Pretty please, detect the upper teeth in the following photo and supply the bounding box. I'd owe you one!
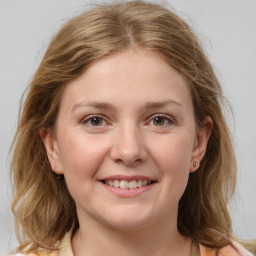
[105,180,150,189]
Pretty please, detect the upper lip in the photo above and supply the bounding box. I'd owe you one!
[100,175,157,182]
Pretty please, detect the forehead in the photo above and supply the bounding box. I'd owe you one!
[60,48,192,111]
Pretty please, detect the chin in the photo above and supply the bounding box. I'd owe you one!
[99,208,159,232]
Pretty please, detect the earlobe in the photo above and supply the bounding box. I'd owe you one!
[190,116,213,173]
[39,128,63,175]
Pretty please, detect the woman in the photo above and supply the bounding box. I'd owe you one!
[10,1,255,256]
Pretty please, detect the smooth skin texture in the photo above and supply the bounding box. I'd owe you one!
[41,48,212,256]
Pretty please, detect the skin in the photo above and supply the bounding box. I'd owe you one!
[41,48,212,256]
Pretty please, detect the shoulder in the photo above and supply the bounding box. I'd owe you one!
[7,254,25,256]
[8,253,57,256]
[198,240,256,256]
[236,239,256,256]
[7,232,72,256]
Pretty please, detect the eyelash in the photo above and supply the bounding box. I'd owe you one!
[81,114,107,127]
[80,114,174,127]
[148,114,174,127]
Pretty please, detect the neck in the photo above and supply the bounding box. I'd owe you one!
[72,214,191,256]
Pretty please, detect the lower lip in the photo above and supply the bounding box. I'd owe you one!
[101,182,155,198]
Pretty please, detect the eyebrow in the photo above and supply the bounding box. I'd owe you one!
[71,99,182,113]
[71,101,117,113]
[144,100,182,109]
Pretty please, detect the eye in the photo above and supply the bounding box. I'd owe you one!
[82,116,106,126]
[149,115,173,126]
[89,117,104,126]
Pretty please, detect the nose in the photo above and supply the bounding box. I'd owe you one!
[110,123,147,166]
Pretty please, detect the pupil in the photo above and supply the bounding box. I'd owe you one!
[92,117,102,125]
[154,117,164,125]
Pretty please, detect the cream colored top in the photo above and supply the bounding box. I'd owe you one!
[43,232,255,256]
[12,232,254,256]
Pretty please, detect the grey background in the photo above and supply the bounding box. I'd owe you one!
[0,0,255,255]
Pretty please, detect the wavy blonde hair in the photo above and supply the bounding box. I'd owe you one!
[11,1,236,253]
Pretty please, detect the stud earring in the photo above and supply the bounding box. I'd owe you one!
[193,162,199,168]
[54,173,64,181]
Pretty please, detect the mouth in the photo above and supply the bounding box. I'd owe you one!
[100,179,156,189]
[99,176,157,197]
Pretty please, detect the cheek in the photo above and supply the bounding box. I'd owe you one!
[150,132,194,173]
[149,131,195,199]
[58,132,107,182]
[57,134,109,205]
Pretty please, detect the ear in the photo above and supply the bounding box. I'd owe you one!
[190,116,213,173]
[39,128,63,175]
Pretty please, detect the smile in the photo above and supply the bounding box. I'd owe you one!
[102,179,154,189]
[99,175,157,197]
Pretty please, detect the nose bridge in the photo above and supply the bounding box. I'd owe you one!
[110,120,147,165]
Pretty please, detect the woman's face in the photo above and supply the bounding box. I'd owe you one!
[42,49,211,232]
